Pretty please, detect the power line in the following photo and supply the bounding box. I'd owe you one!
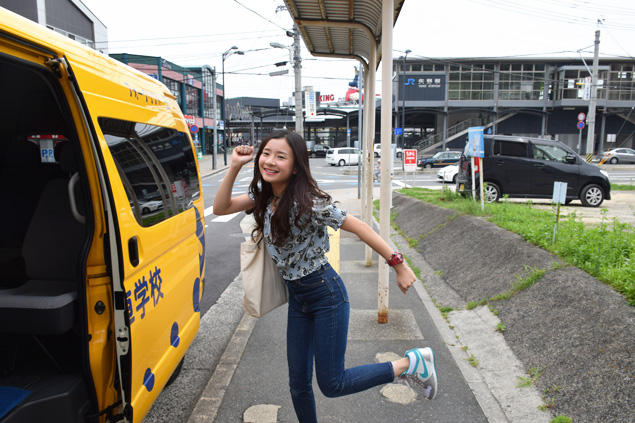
[233,0,289,31]
[467,0,635,30]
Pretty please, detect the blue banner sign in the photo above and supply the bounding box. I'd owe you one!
[467,126,484,158]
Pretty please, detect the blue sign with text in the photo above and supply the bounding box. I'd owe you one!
[467,127,484,158]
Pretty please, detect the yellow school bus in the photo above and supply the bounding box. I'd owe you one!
[0,8,204,423]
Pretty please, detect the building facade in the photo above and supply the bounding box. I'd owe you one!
[394,57,635,154]
[1,0,107,52]
[111,54,224,155]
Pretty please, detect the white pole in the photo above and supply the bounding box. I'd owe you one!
[212,67,218,170]
[378,0,394,324]
[471,157,476,201]
[293,24,304,137]
[364,44,377,267]
[479,157,485,210]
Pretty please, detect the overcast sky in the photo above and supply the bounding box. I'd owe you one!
[80,0,635,103]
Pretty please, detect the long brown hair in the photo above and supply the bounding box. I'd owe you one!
[248,130,330,246]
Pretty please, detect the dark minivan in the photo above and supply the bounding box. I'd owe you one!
[456,135,611,207]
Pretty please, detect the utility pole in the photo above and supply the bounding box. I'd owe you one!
[212,67,218,170]
[586,29,600,163]
[293,24,304,137]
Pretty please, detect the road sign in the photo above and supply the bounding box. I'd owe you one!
[190,125,199,134]
[552,181,568,204]
[404,149,417,172]
[577,113,586,121]
[467,126,484,158]
[394,127,403,135]
[577,121,585,130]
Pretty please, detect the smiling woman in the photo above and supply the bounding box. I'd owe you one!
[214,130,436,423]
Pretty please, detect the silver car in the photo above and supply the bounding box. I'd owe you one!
[601,148,635,164]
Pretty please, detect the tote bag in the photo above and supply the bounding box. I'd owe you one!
[240,237,288,318]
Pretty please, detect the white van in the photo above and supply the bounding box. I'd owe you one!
[325,147,362,166]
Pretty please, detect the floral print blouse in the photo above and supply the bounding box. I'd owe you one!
[254,194,347,280]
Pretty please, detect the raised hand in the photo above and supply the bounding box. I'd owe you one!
[232,145,254,167]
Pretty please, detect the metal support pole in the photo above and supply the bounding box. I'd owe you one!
[222,56,227,165]
[346,113,350,172]
[598,110,606,154]
[293,24,304,136]
[364,46,377,267]
[212,68,218,170]
[358,64,364,199]
[221,47,244,165]
[586,30,600,163]
[401,50,410,149]
[251,114,255,146]
[378,0,394,324]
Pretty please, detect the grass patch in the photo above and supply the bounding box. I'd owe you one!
[611,183,635,191]
[439,306,453,320]
[517,365,544,388]
[404,255,421,280]
[550,416,572,423]
[490,266,547,302]
[399,188,635,306]
[467,354,479,367]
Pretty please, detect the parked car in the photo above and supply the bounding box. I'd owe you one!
[600,148,635,164]
[326,147,361,166]
[139,200,164,214]
[418,151,462,168]
[373,143,403,158]
[456,135,611,207]
[436,164,459,183]
[308,144,330,158]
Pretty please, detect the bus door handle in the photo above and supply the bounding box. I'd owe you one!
[129,236,139,267]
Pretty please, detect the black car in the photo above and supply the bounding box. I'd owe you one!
[456,135,611,207]
[308,144,330,158]
[418,151,462,168]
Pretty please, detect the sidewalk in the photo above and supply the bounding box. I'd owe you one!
[186,188,549,423]
[198,154,231,178]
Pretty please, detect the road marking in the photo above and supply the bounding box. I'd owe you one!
[211,212,240,223]
[205,206,240,222]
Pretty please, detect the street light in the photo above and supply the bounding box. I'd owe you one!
[400,49,411,150]
[222,46,244,165]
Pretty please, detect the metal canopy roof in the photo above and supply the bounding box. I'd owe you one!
[282,0,405,68]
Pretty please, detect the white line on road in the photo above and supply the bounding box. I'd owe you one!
[211,212,240,223]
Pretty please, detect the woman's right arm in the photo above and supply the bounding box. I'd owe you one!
[213,145,256,215]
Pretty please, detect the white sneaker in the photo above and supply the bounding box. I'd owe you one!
[401,347,438,399]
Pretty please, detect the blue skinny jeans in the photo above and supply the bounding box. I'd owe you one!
[285,263,395,423]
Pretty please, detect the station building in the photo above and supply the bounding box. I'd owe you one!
[394,57,635,154]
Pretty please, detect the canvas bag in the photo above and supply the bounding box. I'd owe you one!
[240,237,288,318]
